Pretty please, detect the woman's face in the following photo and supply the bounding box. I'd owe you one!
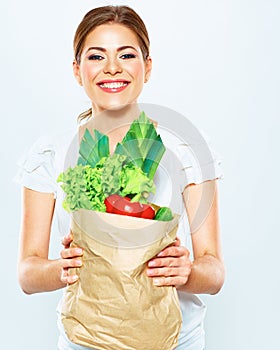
[74,23,152,114]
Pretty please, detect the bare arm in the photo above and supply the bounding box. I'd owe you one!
[146,180,225,295]
[18,188,83,294]
[178,180,225,294]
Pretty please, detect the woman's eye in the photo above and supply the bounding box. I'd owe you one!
[88,54,103,61]
[121,53,136,59]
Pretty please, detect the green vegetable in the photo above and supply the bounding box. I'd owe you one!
[78,128,109,167]
[101,154,127,197]
[84,159,107,212]
[57,163,106,213]
[57,152,156,211]
[115,111,166,179]
[120,163,155,203]
[154,207,173,221]
[57,111,169,212]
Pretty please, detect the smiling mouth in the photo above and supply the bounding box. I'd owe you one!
[97,81,130,92]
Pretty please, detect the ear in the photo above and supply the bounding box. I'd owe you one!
[144,56,152,83]
[73,60,83,86]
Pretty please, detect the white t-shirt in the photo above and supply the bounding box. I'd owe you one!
[15,124,223,350]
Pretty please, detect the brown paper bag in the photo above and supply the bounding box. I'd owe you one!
[61,209,182,350]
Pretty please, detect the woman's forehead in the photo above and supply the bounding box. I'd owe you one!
[84,23,140,49]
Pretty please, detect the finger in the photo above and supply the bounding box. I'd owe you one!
[61,231,74,248]
[152,276,189,287]
[174,237,181,247]
[60,247,83,259]
[148,257,183,268]
[157,246,189,258]
[147,266,190,278]
[60,257,83,269]
[61,269,79,285]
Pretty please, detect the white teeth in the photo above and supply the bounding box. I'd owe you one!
[100,82,128,89]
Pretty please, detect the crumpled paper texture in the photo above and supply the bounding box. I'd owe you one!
[61,209,182,350]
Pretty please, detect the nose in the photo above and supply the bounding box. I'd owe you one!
[103,57,122,75]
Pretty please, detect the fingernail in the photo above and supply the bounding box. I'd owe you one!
[148,261,156,267]
[153,278,160,286]
[76,260,82,266]
[70,275,78,283]
[76,248,83,255]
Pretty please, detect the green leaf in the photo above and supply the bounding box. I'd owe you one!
[96,129,109,159]
[117,111,165,179]
[116,139,143,168]
[142,135,166,179]
[101,153,127,196]
[138,111,150,136]
[78,128,109,167]
[120,163,155,203]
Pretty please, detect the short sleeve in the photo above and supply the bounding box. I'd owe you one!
[157,126,223,192]
[177,136,223,190]
[14,134,58,197]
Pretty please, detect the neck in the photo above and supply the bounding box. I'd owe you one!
[91,103,141,134]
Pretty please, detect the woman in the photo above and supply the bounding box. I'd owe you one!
[16,5,225,350]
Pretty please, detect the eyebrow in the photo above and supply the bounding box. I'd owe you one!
[86,45,138,53]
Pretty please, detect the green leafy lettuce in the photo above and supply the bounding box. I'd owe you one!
[57,162,107,213]
[120,163,155,202]
[58,154,155,212]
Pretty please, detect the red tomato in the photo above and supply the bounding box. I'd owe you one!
[139,203,155,219]
[112,197,142,217]
[104,194,155,219]
[104,194,122,213]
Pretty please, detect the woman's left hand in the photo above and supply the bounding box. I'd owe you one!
[146,237,192,288]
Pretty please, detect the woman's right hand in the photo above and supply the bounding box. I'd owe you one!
[60,232,83,285]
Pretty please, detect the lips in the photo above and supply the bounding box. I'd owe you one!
[97,80,130,93]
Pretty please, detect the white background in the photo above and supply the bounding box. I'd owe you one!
[1,0,279,349]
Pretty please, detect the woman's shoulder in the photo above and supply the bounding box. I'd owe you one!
[157,124,224,187]
[32,126,78,153]
[27,127,79,167]
[14,126,79,196]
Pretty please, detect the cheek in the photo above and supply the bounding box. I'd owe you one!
[129,63,145,82]
[81,63,98,81]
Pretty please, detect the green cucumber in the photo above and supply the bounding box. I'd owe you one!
[154,207,173,221]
